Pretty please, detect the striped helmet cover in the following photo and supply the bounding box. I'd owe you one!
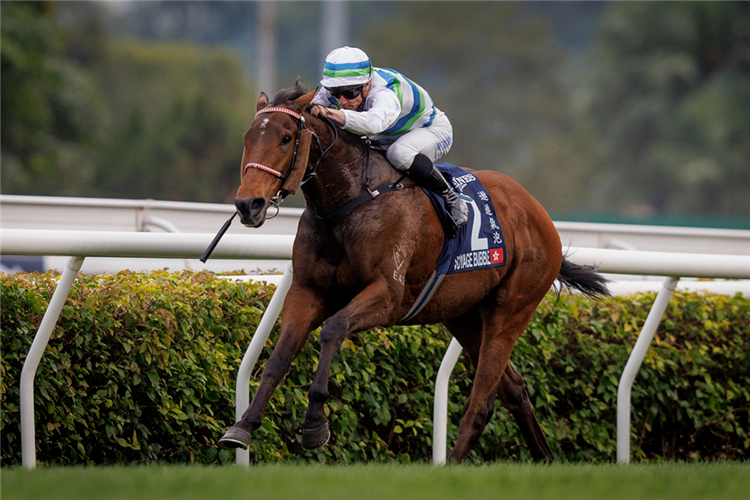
[320,46,373,87]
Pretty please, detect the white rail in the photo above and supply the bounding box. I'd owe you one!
[3,195,749,255]
[1,229,292,469]
[1,229,294,260]
[2,229,748,467]
[0,194,302,235]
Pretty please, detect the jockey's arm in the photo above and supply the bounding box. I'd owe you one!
[340,91,401,136]
[311,88,401,137]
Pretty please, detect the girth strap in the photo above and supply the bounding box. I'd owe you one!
[304,143,417,221]
[397,271,445,324]
[304,181,418,221]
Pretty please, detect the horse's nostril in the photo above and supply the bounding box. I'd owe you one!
[234,197,250,214]
[235,197,267,218]
[250,198,266,213]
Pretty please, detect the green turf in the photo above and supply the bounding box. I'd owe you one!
[2,463,748,500]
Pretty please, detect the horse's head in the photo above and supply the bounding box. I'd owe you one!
[234,86,316,227]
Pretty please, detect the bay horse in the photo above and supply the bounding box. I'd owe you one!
[220,80,609,463]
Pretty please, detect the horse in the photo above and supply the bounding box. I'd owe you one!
[219,80,609,463]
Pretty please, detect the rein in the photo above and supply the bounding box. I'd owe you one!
[303,115,338,184]
[245,104,416,221]
[304,139,418,221]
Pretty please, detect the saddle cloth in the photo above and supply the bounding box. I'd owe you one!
[398,163,506,323]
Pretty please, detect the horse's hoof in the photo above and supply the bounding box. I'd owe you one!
[301,422,331,450]
[219,426,251,450]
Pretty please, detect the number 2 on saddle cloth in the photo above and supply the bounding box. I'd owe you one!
[399,162,506,323]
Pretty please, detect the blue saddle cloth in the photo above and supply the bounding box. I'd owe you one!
[398,163,506,323]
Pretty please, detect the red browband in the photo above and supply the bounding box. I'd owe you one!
[255,106,304,122]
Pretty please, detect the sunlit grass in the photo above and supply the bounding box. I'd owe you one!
[2,462,749,500]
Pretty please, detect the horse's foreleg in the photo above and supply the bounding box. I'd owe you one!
[300,278,394,449]
[497,363,555,462]
[220,285,325,449]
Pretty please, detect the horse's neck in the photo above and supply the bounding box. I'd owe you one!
[302,132,396,215]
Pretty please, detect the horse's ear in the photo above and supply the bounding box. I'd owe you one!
[256,92,269,111]
[290,89,317,113]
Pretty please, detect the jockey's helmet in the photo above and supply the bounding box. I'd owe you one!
[320,46,373,88]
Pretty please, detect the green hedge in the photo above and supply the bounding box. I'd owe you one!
[1,270,748,465]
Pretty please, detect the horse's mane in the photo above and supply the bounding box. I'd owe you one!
[271,77,308,106]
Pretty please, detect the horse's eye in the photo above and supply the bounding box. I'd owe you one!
[280,134,292,146]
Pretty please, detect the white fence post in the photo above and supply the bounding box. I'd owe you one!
[20,256,85,470]
[432,338,463,465]
[234,262,294,466]
[616,276,680,464]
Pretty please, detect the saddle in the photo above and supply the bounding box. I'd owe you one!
[399,163,506,323]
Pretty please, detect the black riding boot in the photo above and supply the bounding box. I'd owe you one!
[407,154,469,235]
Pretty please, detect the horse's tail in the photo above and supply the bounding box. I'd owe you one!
[557,257,611,299]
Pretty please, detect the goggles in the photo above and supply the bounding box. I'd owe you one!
[327,84,365,100]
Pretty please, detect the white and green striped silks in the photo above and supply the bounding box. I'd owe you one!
[374,68,437,136]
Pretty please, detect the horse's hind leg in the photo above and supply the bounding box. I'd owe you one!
[498,363,554,462]
[445,311,499,430]
[443,310,507,462]
[447,300,543,464]
[446,312,554,463]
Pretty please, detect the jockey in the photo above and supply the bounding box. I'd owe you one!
[310,46,469,233]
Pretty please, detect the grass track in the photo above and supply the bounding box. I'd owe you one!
[2,463,749,500]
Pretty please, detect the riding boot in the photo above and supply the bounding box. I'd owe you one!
[407,154,469,236]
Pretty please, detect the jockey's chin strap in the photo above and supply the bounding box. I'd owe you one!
[243,106,337,215]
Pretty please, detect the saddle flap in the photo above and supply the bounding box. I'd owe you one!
[281,128,313,196]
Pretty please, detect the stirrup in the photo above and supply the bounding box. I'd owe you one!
[444,210,467,239]
[445,193,469,237]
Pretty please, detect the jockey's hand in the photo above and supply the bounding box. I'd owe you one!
[312,105,346,126]
[311,104,329,118]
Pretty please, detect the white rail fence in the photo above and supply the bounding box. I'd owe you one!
[2,229,293,470]
[3,194,750,254]
[2,228,749,468]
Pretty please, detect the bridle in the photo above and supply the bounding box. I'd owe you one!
[243,107,305,180]
[202,104,338,263]
[203,101,405,263]
[243,106,338,212]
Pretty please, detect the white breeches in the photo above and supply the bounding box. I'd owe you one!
[383,111,453,171]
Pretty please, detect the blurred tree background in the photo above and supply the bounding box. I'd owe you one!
[590,1,750,223]
[2,1,748,226]
[2,1,255,203]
